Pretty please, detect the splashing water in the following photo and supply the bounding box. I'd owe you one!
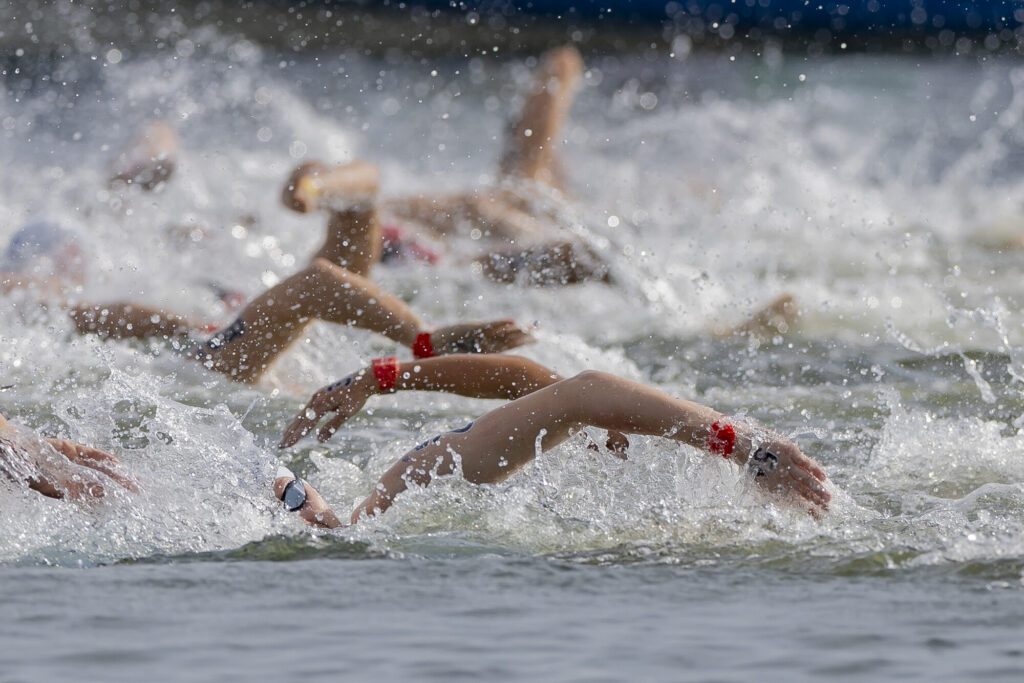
[4,10,1024,677]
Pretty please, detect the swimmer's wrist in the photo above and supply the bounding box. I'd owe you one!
[412,331,435,359]
[370,356,400,394]
[703,418,756,464]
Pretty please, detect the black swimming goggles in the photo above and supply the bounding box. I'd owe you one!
[277,467,307,512]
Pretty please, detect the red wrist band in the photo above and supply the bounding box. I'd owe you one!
[707,421,736,458]
[372,356,400,393]
[412,332,434,359]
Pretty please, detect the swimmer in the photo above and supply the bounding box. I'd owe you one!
[281,46,614,287]
[276,368,831,527]
[0,413,136,500]
[69,258,533,383]
[0,167,530,383]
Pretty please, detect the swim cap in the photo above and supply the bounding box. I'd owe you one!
[1,220,86,281]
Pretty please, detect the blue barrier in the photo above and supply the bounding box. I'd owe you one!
[417,1,1023,33]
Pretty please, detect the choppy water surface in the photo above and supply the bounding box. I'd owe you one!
[2,17,1024,680]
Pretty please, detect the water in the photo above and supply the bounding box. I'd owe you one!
[3,8,1024,679]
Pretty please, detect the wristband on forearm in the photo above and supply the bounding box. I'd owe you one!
[412,332,435,359]
[372,356,400,393]
[706,421,736,458]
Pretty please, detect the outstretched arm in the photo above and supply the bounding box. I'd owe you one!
[279,354,561,446]
[68,303,207,340]
[199,258,533,383]
[1,416,137,501]
[351,371,829,523]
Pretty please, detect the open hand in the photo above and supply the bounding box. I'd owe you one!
[279,369,377,448]
[430,319,534,355]
[46,439,140,493]
[28,439,138,500]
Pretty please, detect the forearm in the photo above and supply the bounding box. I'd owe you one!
[558,372,763,464]
[387,355,560,400]
[351,457,431,524]
[299,504,342,529]
[68,303,198,340]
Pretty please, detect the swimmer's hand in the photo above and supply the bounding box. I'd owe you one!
[747,437,830,513]
[35,439,139,499]
[279,369,377,448]
[429,320,535,355]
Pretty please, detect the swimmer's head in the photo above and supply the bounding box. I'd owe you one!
[2,220,87,284]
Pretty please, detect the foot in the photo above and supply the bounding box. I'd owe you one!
[716,294,799,340]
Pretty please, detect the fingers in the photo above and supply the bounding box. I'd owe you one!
[482,321,535,352]
[774,442,828,483]
[794,455,828,483]
[47,440,139,493]
[782,465,830,510]
[67,445,119,465]
[81,461,139,493]
[317,413,349,443]
[280,410,318,448]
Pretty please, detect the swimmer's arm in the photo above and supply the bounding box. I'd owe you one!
[44,438,139,493]
[348,449,437,524]
[68,303,205,340]
[279,355,560,447]
[381,356,627,455]
[391,354,560,399]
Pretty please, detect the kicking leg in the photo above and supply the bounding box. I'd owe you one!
[314,207,381,277]
[383,190,548,241]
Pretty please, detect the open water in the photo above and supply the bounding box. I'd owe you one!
[2,6,1024,680]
